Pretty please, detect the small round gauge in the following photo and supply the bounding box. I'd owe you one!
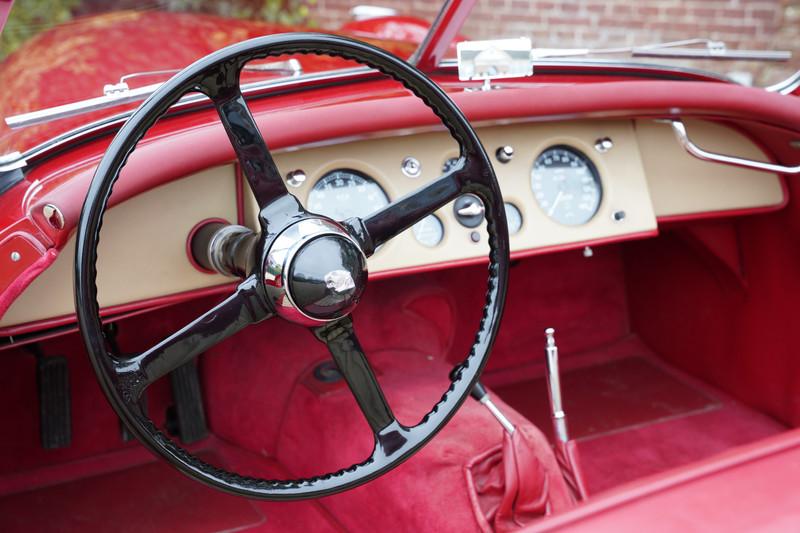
[531,146,602,226]
[412,215,444,247]
[504,203,522,234]
[307,169,389,221]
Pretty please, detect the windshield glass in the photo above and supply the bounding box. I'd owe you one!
[454,1,799,86]
[0,1,424,157]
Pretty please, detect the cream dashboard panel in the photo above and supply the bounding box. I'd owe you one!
[258,120,658,273]
[0,167,238,328]
[1,119,784,330]
[636,119,785,217]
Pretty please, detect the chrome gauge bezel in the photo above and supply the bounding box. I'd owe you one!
[530,145,603,226]
[307,168,390,222]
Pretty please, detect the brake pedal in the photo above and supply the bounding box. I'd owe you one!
[169,360,208,444]
[37,355,72,449]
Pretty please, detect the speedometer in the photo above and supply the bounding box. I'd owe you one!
[307,169,389,221]
[531,146,602,226]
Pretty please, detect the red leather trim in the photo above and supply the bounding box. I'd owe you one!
[0,248,56,322]
[185,218,230,274]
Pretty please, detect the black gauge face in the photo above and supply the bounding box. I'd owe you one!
[531,146,602,226]
[307,169,389,221]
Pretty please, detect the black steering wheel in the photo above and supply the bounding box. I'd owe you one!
[75,33,509,500]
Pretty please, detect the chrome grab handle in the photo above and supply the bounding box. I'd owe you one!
[669,119,800,175]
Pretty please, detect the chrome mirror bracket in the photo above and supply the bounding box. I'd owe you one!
[457,37,534,90]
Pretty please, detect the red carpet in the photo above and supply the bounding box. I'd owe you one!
[0,452,263,533]
[493,357,719,440]
[0,446,344,533]
[490,346,786,494]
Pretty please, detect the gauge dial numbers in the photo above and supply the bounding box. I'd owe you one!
[530,146,602,226]
[307,169,390,221]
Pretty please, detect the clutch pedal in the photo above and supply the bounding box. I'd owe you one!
[169,360,208,444]
[36,353,72,449]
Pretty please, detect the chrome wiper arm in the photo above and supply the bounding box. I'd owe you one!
[5,59,302,130]
[531,38,791,62]
[103,58,303,95]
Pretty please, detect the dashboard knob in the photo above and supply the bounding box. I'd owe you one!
[454,194,485,228]
[495,145,514,163]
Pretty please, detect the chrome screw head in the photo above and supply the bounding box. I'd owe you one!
[285,170,307,188]
[594,137,614,153]
[10,251,20,262]
[401,157,422,178]
[42,203,65,230]
[496,145,514,163]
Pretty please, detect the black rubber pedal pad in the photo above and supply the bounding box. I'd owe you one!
[37,356,71,449]
[170,361,208,444]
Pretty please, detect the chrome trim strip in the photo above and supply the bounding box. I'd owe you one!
[6,65,371,130]
[439,58,739,84]
[0,151,26,172]
[2,66,378,168]
[766,70,800,94]
[670,119,800,174]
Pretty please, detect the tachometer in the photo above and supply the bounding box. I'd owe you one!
[307,169,389,221]
[531,146,602,226]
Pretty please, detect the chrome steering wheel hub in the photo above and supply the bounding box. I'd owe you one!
[264,218,368,326]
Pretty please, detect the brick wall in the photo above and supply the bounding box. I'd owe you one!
[313,0,800,86]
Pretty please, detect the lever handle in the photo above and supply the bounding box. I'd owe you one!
[670,120,800,175]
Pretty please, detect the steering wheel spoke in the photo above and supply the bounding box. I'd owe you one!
[314,317,396,435]
[202,68,289,211]
[357,162,469,253]
[114,275,272,403]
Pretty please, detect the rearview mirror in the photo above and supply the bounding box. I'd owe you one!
[457,38,533,86]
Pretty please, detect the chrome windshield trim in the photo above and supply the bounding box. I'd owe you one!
[439,57,739,84]
[766,70,800,94]
[3,66,378,168]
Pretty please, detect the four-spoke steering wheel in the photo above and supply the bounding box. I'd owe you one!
[75,33,509,500]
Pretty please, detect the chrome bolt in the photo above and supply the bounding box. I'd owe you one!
[42,203,65,230]
[583,246,593,258]
[285,169,307,188]
[10,251,20,262]
[401,157,422,178]
[594,137,614,153]
[496,145,514,163]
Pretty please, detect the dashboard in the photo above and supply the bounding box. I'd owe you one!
[0,118,785,330]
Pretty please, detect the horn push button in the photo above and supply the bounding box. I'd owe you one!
[287,235,367,320]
